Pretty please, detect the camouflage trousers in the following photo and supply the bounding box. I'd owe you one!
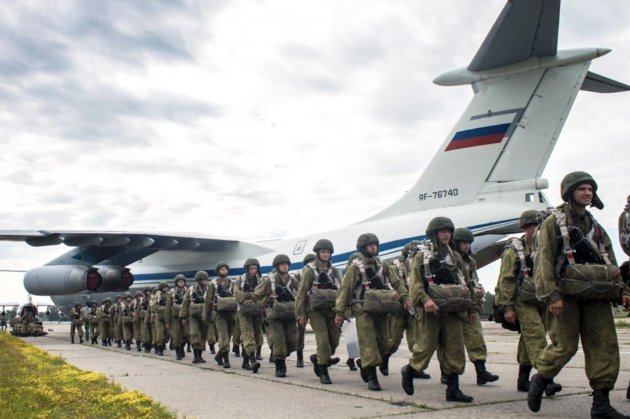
[206,318,218,345]
[188,314,209,351]
[89,322,99,339]
[169,315,186,347]
[536,298,619,391]
[309,310,340,365]
[84,321,90,339]
[152,317,167,347]
[387,309,415,355]
[268,317,297,359]
[463,311,487,362]
[232,314,241,346]
[355,306,388,368]
[213,311,236,354]
[238,312,263,357]
[114,318,123,341]
[514,300,547,367]
[297,316,306,352]
[99,320,113,340]
[70,323,84,339]
[141,318,152,344]
[133,319,142,342]
[122,321,133,342]
[410,310,465,375]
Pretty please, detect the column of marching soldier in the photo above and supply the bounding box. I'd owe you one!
[67,171,630,419]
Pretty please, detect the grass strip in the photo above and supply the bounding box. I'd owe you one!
[0,332,175,418]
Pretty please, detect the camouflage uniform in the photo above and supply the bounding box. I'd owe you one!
[140,288,153,352]
[120,294,134,350]
[180,271,211,363]
[69,303,84,344]
[528,172,628,417]
[335,233,409,391]
[113,296,124,347]
[296,251,341,384]
[131,292,144,351]
[87,303,100,344]
[235,258,264,373]
[400,217,473,403]
[97,299,114,346]
[166,274,188,360]
[150,282,169,356]
[294,252,317,368]
[203,263,237,368]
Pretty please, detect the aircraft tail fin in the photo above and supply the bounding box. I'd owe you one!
[367,0,627,221]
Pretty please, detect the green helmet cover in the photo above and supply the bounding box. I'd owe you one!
[426,216,455,241]
[453,227,474,243]
[215,262,229,272]
[356,233,379,251]
[313,239,334,253]
[272,254,291,268]
[560,171,603,209]
[302,253,317,265]
[243,258,260,269]
[519,210,540,228]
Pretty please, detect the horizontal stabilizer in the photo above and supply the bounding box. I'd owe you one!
[581,71,630,93]
[468,0,560,71]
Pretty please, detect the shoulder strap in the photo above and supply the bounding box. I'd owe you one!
[586,216,612,265]
[555,210,576,266]
[509,237,531,279]
[393,259,405,280]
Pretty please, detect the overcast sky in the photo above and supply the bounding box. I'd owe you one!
[1,0,630,305]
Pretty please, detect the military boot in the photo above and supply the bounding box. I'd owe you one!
[309,354,321,377]
[79,337,84,344]
[591,388,630,419]
[328,357,340,366]
[187,342,191,352]
[517,364,532,392]
[176,347,183,361]
[242,354,252,370]
[102,339,108,346]
[215,351,224,366]
[192,349,201,364]
[320,365,332,385]
[154,345,159,354]
[117,340,122,348]
[250,354,260,373]
[269,348,275,363]
[413,369,431,379]
[275,359,286,378]
[356,359,368,383]
[346,358,357,371]
[91,336,97,345]
[198,349,206,363]
[222,352,230,368]
[527,373,552,412]
[209,343,216,354]
[233,344,240,358]
[158,345,164,356]
[401,364,415,395]
[125,340,131,350]
[367,367,381,391]
[379,354,390,376]
[445,374,473,403]
[136,341,142,352]
[473,360,499,385]
[145,343,152,353]
[255,345,262,360]
[440,365,448,385]
[296,350,304,368]
[179,345,186,358]
[545,381,563,397]
[71,337,75,344]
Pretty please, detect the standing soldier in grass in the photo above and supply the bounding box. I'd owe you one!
[166,274,188,360]
[296,241,341,384]
[203,262,237,368]
[180,271,211,364]
[335,233,411,391]
[235,258,264,373]
[69,302,84,344]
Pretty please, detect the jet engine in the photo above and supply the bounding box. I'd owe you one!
[95,266,134,291]
[24,265,103,296]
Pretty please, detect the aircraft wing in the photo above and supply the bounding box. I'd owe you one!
[0,230,273,253]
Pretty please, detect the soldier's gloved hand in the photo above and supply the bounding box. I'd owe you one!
[504,310,517,324]
[423,299,439,314]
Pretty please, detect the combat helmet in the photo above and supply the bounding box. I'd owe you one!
[519,210,539,228]
[124,292,133,299]
[272,254,291,268]
[453,228,475,243]
[302,253,317,265]
[194,271,209,281]
[215,262,230,273]
[74,301,82,307]
[426,216,455,242]
[348,252,362,264]
[402,241,421,259]
[313,239,334,254]
[560,171,603,209]
[158,281,169,289]
[356,233,379,255]
[243,258,260,269]
[134,291,144,298]
[174,274,186,284]
[90,300,98,306]
[102,298,112,304]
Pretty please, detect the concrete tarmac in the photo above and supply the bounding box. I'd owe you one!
[23,321,630,418]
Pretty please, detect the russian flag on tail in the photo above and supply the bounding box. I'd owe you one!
[445,123,510,151]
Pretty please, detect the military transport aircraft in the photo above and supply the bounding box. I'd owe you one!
[1,0,628,314]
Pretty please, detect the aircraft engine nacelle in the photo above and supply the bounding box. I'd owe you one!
[24,265,103,296]
[95,266,134,292]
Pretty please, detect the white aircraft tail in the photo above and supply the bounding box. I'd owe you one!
[368,0,628,221]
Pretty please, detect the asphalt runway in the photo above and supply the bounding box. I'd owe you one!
[22,321,630,418]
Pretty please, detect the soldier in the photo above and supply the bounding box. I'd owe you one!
[256,254,299,378]
[620,196,630,400]
[119,293,134,350]
[335,233,410,391]
[0,310,7,331]
[444,228,498,385]
[140,287,153,353]
[296,240,342,384]
[232,315,241,358]
[180,271,211,364]
[166,274,188,360]
[113,295,124,348]
[400,217,474,402]
[69,302,84,344]
[495,211,561,395]
[132,291,144,351]
[294,252,317,368]
[527,172,630,418]
[87,301,99,344]
[387,241,431,380]
[235,258,264,373]
[150,282,169,356]
[98,298,114,346]
[203,262,237,368]
[82,303,91,341]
